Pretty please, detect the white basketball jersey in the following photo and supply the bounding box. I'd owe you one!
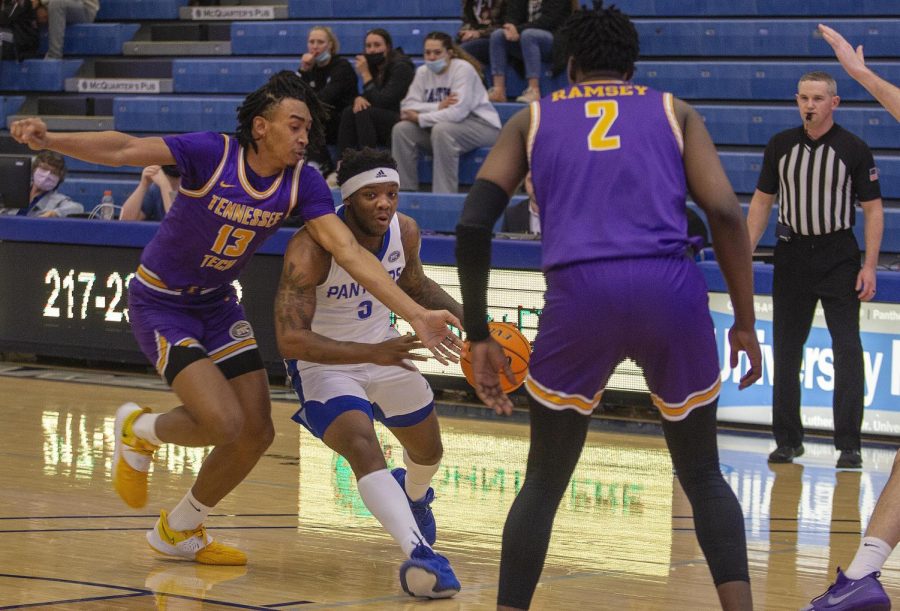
[296,209,406,372]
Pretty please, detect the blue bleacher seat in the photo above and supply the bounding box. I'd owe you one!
[696,105,899,149]
[634,20,900,58]
[614,0,900,17]
[64,159,142,175]
[635,61,900,102]
[230,20,461,56]
[720,152,900,200]
[744,204,900,253]
[57,176,139,207]
[96,0,185,21]
[288,0,459,19]
[38,23,140,56]
[173,59,298,94]
[1,96,26,125]
[422,145,899,199]
[114,96,242,132]
[0,59,82,91]
[417,148,490,187]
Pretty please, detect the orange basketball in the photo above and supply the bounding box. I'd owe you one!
[460,322,531,393]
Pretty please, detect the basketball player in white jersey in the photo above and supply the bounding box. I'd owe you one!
[275,148,462,599]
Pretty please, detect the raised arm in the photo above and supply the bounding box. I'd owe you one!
[304,212,461,363]
[455,107,531,413]
[678,98,761,389]
[819,24,900,121]
[11,118,175,167]
[396,214,464,321]
[274,230,428,368]
[119,166,156,221]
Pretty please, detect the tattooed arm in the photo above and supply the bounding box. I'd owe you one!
[396,214,465,323]
[275,229,428,368]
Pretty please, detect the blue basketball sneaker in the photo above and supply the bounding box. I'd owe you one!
[803,568,890,611]
[400,543,461,599]
[391,468,436,545]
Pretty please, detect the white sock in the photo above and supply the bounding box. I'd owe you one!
[357,469,428,557]
[403,448,439,502]
[167,489,212,532]
[132,413,163,446]
[845,537,893,579]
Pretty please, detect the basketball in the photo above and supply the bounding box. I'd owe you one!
[460,322,531,393]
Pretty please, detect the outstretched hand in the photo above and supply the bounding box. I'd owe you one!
[10,117,50,150]
[728,325,761,390]
[369,334,429,371]
[407,309,463,365]
[468,339,515,415]
[818,24,868,80]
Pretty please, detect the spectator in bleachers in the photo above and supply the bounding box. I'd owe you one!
[119,165,181,221]
[336,28,414,160]
[392,31,500,194]
[457,0,506,72]
[297,26,358,182]
[41,0,98,60]
[486,0,573,103]
[0,0,39,60]
[19,150,83,217]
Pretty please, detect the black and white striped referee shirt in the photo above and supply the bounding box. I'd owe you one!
[756,123,881,236]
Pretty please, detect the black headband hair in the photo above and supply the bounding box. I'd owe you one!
[235,70,329,153]
[336,147,398,187]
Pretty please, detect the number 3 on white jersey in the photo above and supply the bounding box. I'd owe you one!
[586,100,621,151]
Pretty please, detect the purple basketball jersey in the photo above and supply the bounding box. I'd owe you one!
[137,132,335,292]
[528,81,689,270]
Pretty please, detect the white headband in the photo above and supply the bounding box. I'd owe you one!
[339,167,400,200]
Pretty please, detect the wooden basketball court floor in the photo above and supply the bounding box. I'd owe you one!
[2,365,899,610]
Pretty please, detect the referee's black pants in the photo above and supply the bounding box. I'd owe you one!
[771,229,864,451]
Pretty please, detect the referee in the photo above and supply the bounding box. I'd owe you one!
[747,71,883,469]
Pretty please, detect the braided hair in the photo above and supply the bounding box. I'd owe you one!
[561,1,639,80]
[235,70,329,154]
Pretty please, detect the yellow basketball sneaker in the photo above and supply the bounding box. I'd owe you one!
[113,402,159,508]
[147,510,247,566]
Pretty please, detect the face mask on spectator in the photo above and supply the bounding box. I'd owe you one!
[425,58,447,74]
[315,51,331,66]
[365,52,386,69]
[33,168,60,192]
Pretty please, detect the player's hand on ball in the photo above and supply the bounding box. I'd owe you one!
[10,118,50,150]
[370,334,428,371]
[468,339,515,415]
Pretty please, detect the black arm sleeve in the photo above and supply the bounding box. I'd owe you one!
[455,178,511,342]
